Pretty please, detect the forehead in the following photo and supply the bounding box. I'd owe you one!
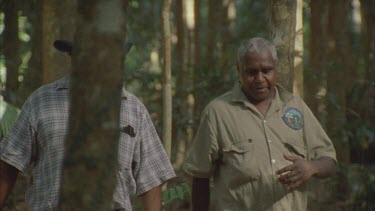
[241,50,275,67]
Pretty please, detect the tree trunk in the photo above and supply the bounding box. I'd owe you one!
[360,0,375,83]
[269,0,297,92]
[3,0,21,105]
[218,0,234,82]
[326,0,351,164]
[60,0,127,209]
[172,0,196,169]
[205,0,218,71]
[305,0,325,116]
[18,0,77,106]
[162,0,172,159]
[293,0,303,98]
[40,0,76,84]
[193,0,218,122]
[192,0,201,124]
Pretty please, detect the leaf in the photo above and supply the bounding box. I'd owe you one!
[0,100,20,139]
[161,182,191,207]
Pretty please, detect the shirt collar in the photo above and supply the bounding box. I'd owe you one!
[230,82,293,107]
[54,75,128,99]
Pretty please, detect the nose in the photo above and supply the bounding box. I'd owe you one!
[254,71,265,82]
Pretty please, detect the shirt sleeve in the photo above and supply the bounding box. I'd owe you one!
[183,107,219,178]
[302,101,337,162]
[133,107,176,195]
[0,98,36,172]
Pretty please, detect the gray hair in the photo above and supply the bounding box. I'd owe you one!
[237,37,278,65]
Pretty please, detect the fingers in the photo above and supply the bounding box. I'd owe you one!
[276,164,295,175]
[277,155,303,175]
[276,156,313,191]
[278,169,300,184]
[283,154,300,162]
[286,179,305,190]
[278,172,305,190]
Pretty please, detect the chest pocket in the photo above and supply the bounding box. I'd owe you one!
[222,139,260,183]
[283,137,307,159]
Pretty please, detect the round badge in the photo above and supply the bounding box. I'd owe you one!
[282,107,303,130]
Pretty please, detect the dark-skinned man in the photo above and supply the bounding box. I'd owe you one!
[0,40,175,210]
[183,37,336,211]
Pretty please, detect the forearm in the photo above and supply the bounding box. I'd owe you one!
[141,185,161,211]
[192,177,210,211]
[311,156,336,178]
[0,160,19,207]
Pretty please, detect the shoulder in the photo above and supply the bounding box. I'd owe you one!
[276,85,307,109]
[121,90,150,118]
[122,90,146,107]
[23,77,68,108]
[201,91,233,118]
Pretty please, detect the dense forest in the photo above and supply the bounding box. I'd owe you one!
[0,0,374,210]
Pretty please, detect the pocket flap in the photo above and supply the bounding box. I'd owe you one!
[283,142,307,158]
[223,139,253,153]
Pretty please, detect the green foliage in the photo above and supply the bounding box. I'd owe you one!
[336,164,375,209]
[0,99,19,139]
[162,182,191,207]
[133,182,191,211]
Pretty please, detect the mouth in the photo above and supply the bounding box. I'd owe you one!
[254,87,268,92]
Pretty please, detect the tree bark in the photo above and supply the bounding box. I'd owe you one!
[60,0,127,209]
[305,0,325,116]
[162,0,172,159]
[360,0,375,82]
[18,0,77,106]
[269,0,297,92]
[326,0,351,164]
[293,0,303,98]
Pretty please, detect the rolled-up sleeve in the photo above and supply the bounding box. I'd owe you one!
[183,107,219,178]
[0,99,35,172]
[133,108,176,195]
[302,102,337,162]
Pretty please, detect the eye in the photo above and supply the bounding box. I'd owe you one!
[244,68,257,75]
[262,68,273,74]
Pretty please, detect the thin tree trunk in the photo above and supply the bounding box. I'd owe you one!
[193,0,218,121]
[269,0,297,92]
[3,0,21,105]
[218,0,233,82]
[61,0,127,209]
[360,0,375,82]
[173,0,196,169]
[305,0,325,116]
[326,0,351,164]
[293,0,303,98]
[162,0,172,159]
[205,0,218,71]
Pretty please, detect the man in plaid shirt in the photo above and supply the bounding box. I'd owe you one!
[0,41,175,210]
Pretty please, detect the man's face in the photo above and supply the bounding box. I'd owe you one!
[237,50,277,103]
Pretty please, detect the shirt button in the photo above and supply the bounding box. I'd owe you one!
[268,139,272,143]
[263,120,267,123]
[271,159,276,164]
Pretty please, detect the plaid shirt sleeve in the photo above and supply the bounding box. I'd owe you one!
[132,106,176,195]
[0,98,36,172]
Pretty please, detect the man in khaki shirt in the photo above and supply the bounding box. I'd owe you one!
[183,37,337,211]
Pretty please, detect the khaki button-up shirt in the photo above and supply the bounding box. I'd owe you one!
[184,83,336,211]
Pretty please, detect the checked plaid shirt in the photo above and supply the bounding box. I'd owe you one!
[0,76,175,210]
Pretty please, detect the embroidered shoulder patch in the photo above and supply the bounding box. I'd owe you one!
[282,107,303,130]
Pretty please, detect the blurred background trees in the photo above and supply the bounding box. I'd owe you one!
[0,0,374,210]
